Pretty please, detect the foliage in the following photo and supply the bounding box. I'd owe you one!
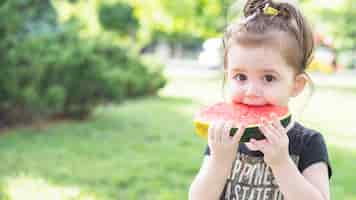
[1,30,166,124]
[98,2,138,35]
[130,0,234,50]
[302,0,356,51]
[0,0,166,126]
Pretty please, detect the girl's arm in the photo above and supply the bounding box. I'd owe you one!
[189,121,245,200]
[188,156,233,200]
[250,115,330,200]
[271,157,330,200]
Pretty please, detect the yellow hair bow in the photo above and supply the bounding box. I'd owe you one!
[263,3,279,16]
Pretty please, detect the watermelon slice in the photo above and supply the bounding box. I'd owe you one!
[194,102,292,143]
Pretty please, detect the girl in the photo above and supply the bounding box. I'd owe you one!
[189,0,332,200]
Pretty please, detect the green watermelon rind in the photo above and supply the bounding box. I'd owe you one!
[231,114,292,143]
[193,113,292,143]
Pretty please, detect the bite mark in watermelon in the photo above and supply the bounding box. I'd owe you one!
[194,102,292,143]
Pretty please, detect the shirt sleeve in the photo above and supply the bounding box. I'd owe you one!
[298,132,332,179]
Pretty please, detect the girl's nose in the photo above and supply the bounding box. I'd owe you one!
[245,83,262,97]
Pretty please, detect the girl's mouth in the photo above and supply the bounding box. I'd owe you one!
[242,103,272,107]
[232,100,270,107]
[232,100,272,107]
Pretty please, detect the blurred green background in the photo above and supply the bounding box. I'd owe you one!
[0,0,355,199]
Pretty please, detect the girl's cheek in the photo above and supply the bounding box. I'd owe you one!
[229,82,242,94]
[264,91,287,106]
[228,83,244,102]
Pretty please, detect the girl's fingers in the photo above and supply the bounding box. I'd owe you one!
[222,121,233,141]
[212,121,219,143]
[216,120,225,143]
[259,118,279,144]
[270,113,285,135]
[266,121,282,138]
[232,123,246,142]
[208,122,215,141]
[250,138,267,152]
[209,121,219,142]
[248,138,261,151]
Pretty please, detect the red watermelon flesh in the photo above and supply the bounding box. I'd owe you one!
[195,102,289,126]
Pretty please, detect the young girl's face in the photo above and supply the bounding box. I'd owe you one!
[226,44,306,107]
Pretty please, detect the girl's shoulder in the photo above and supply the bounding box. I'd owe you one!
[288,121,332,179]
[288,121,322,137]
[287,121,326,151]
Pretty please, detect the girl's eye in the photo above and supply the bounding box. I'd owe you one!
[235,74,247,81]
[234,74,247,81]
[264,74,276,82]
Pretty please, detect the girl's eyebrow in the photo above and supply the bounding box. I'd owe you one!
[230,67,280,75]
[230,68,245,72]
[261,69,280,76]
[230,67,247,72]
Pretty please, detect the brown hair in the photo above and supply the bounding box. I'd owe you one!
[222,0,315,98]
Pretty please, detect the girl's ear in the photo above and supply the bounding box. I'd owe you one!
[291,73,307,97]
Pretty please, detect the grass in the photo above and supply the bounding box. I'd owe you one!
[0,71,355,199]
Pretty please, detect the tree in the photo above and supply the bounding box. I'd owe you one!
[302,0,356,51]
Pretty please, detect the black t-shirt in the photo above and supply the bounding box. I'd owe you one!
[204,121,332,200]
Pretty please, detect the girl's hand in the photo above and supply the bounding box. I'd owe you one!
[249,113,290,168]
[208,120,246,166]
